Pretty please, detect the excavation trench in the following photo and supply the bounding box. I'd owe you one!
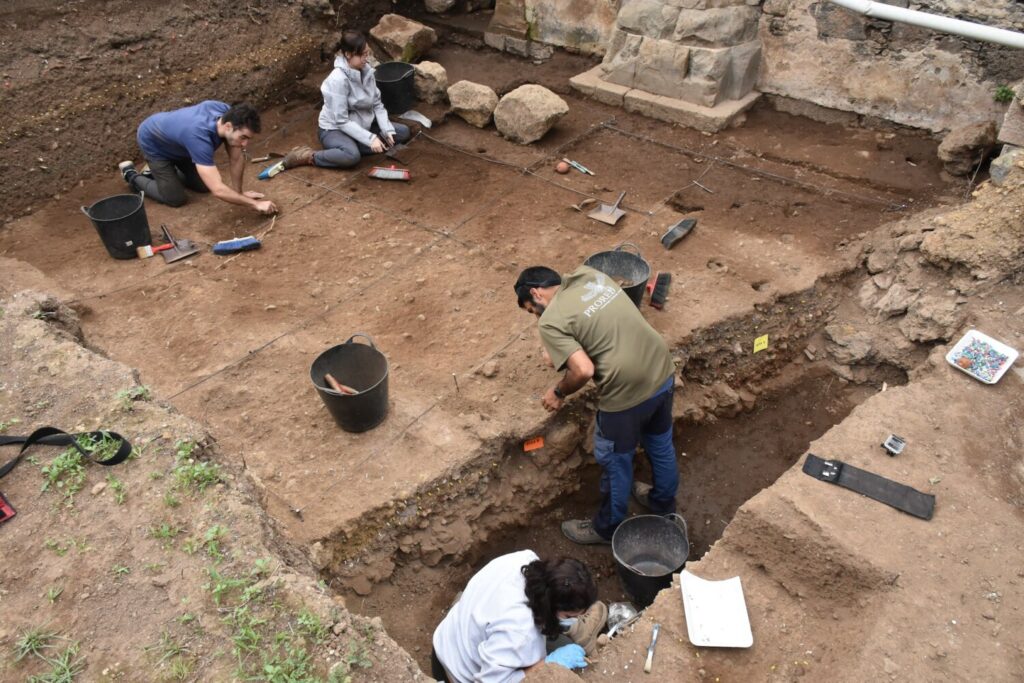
[318,276,911,671]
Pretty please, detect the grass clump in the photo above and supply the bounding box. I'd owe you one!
[171,440,223,493]
[115,385,151,411]
[995,84,1016,103]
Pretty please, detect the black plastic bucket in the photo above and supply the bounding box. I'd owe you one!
[375,62,416,116]
[81,192,152,259]
[310,334,389,432]
[583,242,650,308]
[612,513,689,609]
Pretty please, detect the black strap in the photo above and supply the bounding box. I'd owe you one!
[0,427,132,480]
[802,453,935,520]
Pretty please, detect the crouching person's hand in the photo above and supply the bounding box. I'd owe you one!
[545,644,587,670]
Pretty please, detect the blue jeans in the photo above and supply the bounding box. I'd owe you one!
[314,122,411,169]
[592,376,679,540]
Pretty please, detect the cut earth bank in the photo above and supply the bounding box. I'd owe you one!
[3,23,1024,683]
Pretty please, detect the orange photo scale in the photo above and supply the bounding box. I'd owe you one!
[523,436,545,452]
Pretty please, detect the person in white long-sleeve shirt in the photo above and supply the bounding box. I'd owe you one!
[277,31,411,170]
[431,550,600,683]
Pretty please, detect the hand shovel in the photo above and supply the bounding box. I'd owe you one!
[588,191,626,226]
[159,224,200,264]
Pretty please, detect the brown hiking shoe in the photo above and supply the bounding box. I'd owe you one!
[560,519,611,545]
[281,145,315,169]
[567,601,608,656]
[632,480,653,510]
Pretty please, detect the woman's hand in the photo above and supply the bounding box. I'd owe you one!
[369,135,386,153]
[384,132,396,147]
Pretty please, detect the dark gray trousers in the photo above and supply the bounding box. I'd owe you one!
[314,122,411,169]
[130,158,209,207]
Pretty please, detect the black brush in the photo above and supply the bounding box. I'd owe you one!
[649,272,671,309]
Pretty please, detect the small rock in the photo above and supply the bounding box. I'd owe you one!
[91,482,107,495]
[361,213,370,220]
[480,360,499,378]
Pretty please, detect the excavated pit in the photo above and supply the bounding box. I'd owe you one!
[341,339,909,670]
[0,27,962,680]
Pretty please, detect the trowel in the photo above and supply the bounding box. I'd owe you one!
[159,224,200,263]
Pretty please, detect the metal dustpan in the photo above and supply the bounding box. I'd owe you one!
[588,191,626,226]
[159,224,199,263]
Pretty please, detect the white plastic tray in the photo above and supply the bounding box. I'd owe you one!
[680,570,753,648]
[945,329,1019,384]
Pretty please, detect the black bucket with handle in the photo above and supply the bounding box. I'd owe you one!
[81,192,152,259]
[310,334,389,433]
[375,62,416,116]
[611,513,689,609]
[583,242,650,308]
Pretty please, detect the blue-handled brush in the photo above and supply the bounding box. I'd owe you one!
[257,160,286,180]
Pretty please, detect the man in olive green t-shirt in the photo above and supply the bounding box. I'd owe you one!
[514,265,680,544]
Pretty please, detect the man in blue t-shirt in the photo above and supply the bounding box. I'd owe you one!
[118,101,277,215]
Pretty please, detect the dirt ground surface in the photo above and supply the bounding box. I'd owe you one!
[3,14,1024,683]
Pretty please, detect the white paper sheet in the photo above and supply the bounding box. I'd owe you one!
[680,569,754,648]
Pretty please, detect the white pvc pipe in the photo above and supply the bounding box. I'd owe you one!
[826,0,1024,49]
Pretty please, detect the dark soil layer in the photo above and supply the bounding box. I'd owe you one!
[349,366,884,673]
[0,0,394,221]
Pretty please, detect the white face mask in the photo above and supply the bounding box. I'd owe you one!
[559,617,578,630]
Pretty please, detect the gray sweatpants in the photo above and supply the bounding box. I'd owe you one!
[314,122,412,169]
[130,158,209,207]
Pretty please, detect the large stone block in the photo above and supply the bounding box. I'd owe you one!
[493,84,569,144]
[570,66,631,107]
[447,80,499,128]
[601,30,643,88]
[673,7,760,46]
[617,0,681,40]
[414,61,448,104]
[370,14,437,62]
[623,88,759,132]
[688,45,731,83]
[720,40,761,101]
[633,39,692,100]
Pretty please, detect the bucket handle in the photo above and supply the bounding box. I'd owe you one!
[665,512,690,551]
[614,242,642,256]
[345,333,377,349]
[81,191,144,217]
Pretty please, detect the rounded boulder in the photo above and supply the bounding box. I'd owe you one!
[493,84,569,145]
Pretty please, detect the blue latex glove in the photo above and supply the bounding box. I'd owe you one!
[545,643,587,669]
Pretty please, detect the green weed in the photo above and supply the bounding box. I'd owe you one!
[26,642,85,683]
[106,475,126,505]
[76,432,122,463]
[111,564,131,578]
[149,523,184,548]
[171,440,223,493]
[177,613,196,626]
[0,418,20,433]
[204,566,247,606]
[150,471,165,480]
[225,605,266,659]
[144,562,166,573]
[45,586,64,604]
[296,609,328,644]
[115,385,151,412]
[14,626,58,661]
[259,637,314,683]
[995,84,1016,103]
[39,447,85,504]
[43,539,69,557]
[163,491,181,508]
[181,539,200,555]
[203,525,227,560]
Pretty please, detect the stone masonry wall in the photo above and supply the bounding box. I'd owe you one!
[760,1,1024,132]
[601,0,763,107]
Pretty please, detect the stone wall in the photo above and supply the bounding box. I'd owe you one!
[760,1,1024,132]
[486,0,618,57]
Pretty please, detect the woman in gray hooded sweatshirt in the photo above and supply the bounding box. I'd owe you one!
[282,32,411,170]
